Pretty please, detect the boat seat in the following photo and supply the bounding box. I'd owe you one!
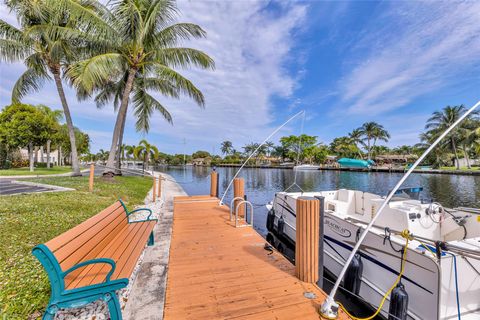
[325,189,355,216]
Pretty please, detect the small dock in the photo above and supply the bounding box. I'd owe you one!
[163,195,350,319]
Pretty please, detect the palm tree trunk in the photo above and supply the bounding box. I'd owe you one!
[59,146,62,166]
[114,113,127,175]
[451,137,460,169]
[462,144,471,169]
[52,71,81,176]
[29,142,34,172]
[104,68,136,176]
[367,138,371,160]
[46,140,51,168]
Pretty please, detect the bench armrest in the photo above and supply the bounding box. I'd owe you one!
[62,258,116,282]
[127,208,154,221]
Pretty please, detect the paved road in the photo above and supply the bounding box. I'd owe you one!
[0,180,58,195]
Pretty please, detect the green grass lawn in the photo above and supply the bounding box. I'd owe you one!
[0,176,153,319]
[0,166,73,176]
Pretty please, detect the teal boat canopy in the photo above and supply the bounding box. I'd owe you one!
[337,158,374,168]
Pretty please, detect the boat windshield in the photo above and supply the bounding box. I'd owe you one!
[389,187,423,201]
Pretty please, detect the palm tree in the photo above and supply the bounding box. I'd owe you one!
[68,0,215,176]
[348,128,365,159]
[0,0,102,176]
[125,145,137,160]
[265,141,275,157]
[221,141,233,155]
[424,105,476,169]
[134,140,159,173]
[37,105,63,168]
[357,122,390,160]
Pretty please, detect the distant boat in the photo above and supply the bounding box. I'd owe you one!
[293,164,320,170]
[338,158,374,169]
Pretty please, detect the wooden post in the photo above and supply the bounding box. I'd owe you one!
[89,164,95,192]
[233,178,245,218]
[210,171,218,197]
[295,196,320,283]
[154,177,157,202]
[157,176,162,198]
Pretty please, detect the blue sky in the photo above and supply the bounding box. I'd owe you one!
[1,1,479,154]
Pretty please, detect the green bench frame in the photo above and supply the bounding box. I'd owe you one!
[32,199,157,320]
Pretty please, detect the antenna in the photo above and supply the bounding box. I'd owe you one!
[183,138,186,166]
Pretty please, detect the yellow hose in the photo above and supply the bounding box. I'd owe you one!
[321,229,412,320]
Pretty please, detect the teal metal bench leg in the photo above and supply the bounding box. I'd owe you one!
[42,304,58,320]
[148,231,154,246]
[105,292,122,320]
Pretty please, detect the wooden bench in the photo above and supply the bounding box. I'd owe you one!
[32,199,157,320]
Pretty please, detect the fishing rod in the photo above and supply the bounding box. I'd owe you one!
[218,110,305,206]
[320,99,480,319]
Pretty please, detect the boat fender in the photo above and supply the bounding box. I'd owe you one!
[343,253,363,295]
[266,209,275,232]
[277,216,285,238]
[388,281,409,320]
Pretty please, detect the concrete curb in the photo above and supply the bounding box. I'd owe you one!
[0,168,90,180]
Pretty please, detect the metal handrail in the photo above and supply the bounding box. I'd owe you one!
[235,200,254,228]
[229,197,245,221]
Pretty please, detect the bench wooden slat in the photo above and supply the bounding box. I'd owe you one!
[46,201,123,251]
[63,222,131,288]
[58,209,128,271]
[87,221,154,286]
[65,222,145,289]
[112,220,157,279]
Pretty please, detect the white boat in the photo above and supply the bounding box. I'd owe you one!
[266,188,480,320]
[293,164,320,170]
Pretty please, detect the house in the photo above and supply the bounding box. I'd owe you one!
[19,147,60,165]
[192,157,212,166]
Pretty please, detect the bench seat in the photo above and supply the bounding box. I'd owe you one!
[32,200,157,320]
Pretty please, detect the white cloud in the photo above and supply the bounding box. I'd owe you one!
[0,1,307,153]
[340,2,480,115]
[148,0,307,149]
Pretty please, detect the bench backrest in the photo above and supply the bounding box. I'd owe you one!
[37,200,129,289]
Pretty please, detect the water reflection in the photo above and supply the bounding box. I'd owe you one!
[159,166,480,236]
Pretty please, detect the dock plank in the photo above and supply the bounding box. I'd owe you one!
[164,196,350,320]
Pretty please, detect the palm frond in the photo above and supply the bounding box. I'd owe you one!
[12,68,47,102]
[150,23,206,47]
[132,88,172,132]
[67,53,125,93]
[0,19,24,42]
[153,47,214,70]
[151,63,205,106]
[0,39,31,62]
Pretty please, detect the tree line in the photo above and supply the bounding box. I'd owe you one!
[0,103,89,170]
[217,106,480,169]
[0,0,213,176]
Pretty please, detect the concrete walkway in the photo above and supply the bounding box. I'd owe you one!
[123,172,187,320]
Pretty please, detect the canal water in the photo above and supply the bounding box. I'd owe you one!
[159,166,480,237]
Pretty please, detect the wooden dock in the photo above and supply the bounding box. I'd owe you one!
[163,195,350,320]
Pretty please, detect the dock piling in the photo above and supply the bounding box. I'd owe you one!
[152,176,157,202]
[157,177,162,198]
[295,196,320,284]
[210,171,219,197]
[89,164,94,192]
[233,178,245,217]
